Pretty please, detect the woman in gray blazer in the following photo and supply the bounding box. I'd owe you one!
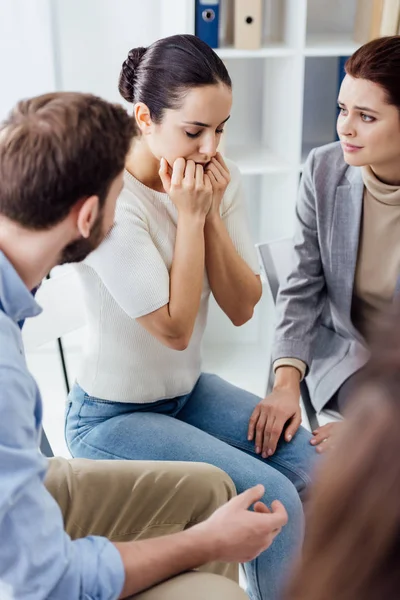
[247,35,400,457]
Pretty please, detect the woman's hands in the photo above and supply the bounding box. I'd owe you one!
[310,422,343,453]
[205,152,231,218]
[159,153,231,220]
[159,157,213,218]
[248,367,302,457]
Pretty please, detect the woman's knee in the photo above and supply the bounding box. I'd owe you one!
[258,470,304,531]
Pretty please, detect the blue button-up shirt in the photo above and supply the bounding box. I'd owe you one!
[0,252,125,600]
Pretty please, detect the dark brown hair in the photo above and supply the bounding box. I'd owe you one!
[285,308,400,600]
[118,34,231,123]
[345,35,400,111]
[0,92,134,229]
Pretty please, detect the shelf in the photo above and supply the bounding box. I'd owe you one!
[202,343,269,398]
[226,145,292,175]
[216,43,296,59]
[304,34,359,56]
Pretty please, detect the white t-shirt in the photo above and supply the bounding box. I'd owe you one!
[76,159,260,403]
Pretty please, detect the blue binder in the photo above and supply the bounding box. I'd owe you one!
[195,0,220,49]
[335,56,350,140]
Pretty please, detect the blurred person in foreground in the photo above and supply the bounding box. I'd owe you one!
[285,306,400,600]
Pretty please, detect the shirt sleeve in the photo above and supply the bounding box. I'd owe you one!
[0,345,125,600]
[273,358,307,380]
[220,160,260,275]
[271,149,327,366]
[84,196,170,319]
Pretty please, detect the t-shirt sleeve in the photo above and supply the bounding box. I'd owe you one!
[84,199,170,320]
[220,161,260,275]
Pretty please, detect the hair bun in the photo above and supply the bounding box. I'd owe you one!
[119,47,147,103]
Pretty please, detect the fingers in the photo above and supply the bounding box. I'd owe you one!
[310,432,327,446]
[285,410,302,443]
[253,501,288,536]
[206,160,224,184]
[247,405,260,441]
[195,163,205,188]
[262,416,285,457]
[203,172,213,193]
[184,159,196,183]
[214,151,229,173]
[171,157,186,187]
[310,424,331,446]
[270,500,289,526]
[234,484,265,510]
[315,440,331,454]
[254,501,271,514]
[158,158,171,193]
[254,411,268,455]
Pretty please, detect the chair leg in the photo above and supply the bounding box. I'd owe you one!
[40,429,54,457]
[57,337,70,394]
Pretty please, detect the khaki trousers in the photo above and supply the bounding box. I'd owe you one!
[45,458,248,599]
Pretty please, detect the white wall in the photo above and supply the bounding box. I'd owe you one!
[0,0,195,120]
[53,0,194,103]
[0,0,55,120]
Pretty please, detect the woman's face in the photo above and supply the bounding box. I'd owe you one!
[143,83,232,167]
[337,75,400,180]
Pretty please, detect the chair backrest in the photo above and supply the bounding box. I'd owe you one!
[256,238,295,302]
[22,266,86,352]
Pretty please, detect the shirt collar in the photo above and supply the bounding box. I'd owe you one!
[0,251,42,323]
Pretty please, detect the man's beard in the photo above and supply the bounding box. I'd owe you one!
[59,212,106,265]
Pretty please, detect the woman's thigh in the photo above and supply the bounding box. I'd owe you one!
[67,391,301,511]
[176,373,319,495]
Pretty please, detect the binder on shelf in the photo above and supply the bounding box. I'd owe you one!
[370,0,385,39]
[233,0,263,50]
[195,0,220,49]
[380,0,400,35]
[335,56,350,141]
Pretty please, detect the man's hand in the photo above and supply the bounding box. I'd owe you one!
[199,485,288,563]
[310,422,342,454]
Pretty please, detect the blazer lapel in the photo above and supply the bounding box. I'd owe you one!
[329,166,364,320]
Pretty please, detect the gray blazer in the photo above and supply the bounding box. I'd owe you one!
[272,141,372,413]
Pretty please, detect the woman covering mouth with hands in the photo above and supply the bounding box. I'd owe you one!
[66,34,316,600]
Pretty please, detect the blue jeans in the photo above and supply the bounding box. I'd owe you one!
[66,373,318,600]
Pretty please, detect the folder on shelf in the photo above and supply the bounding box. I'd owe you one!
[335,56,350,141]
[195,0,220,48]
[233,0,263,50]
[353,0,384,43]
[370,0,385,39]
[380,0,400,35]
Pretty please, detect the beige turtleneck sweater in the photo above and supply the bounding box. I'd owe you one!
[274,165,400,379]
[351,165,400,342]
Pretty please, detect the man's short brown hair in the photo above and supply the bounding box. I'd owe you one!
[0,92,134,229]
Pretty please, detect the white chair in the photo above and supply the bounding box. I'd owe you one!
[256,238,342,431]
[22,267,86,456]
